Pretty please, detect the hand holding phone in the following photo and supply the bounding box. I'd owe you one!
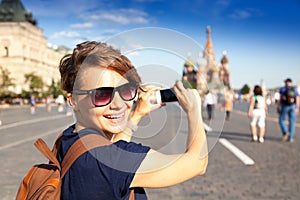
[155,88,178,104]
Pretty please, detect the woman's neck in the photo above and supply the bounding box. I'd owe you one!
[74,124,113,141]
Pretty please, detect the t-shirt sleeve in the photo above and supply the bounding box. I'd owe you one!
[279,87,284,95]
[295,87,299,96]
[91,141,150,196]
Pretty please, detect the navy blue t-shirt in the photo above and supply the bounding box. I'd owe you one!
[58,125,150,200]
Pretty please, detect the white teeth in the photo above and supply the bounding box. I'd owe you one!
[105,113,124,119]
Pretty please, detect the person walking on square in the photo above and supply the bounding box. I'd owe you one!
[203,89,217,120]
[223,91,233,121]
[29,94,36,114]
[46,95,52,112]
[277,78,299,142]
[56,94,65,112]
[248,85,268,143]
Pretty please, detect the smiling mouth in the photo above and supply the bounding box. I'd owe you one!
[104,112,125,120]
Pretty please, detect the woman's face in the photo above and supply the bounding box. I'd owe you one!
[73,66,134,135]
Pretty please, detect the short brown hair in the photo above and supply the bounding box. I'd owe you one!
[59,41,141,93]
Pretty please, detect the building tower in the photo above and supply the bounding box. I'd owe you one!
[195,26,223,93]
[204,26,215,72]
[205,26,221,88]
[219,50,231,90]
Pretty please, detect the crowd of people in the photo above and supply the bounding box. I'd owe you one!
[25,94,70,115]
[199,78,299,144]
[1,74,299,146]
[182,63,299,144]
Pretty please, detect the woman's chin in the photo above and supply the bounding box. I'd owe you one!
[107,124,126,134]
[104,114,128,132]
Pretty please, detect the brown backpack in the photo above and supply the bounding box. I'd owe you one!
[16,133,112,200]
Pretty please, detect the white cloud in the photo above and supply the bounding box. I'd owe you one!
[229,9,251,19]
[90,35,107,42]
[125,51,140,57]
[229,8,263,20]
[70,22,94,29]
[50,31,81,39]
[102,29,119,34]
[86,9,149,25]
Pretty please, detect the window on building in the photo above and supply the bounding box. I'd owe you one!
[3,46,9,57]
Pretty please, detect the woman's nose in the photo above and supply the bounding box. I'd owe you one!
[109,91,124,109]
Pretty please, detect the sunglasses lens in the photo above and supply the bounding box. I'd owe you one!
[93,88,113,106]
[119,84,137,100]
[92,83,137,107]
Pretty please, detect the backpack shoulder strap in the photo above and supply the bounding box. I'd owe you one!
[34,139,61,169]
[52,132,63,156]
[285,86,294,92]
[61,134,111,178]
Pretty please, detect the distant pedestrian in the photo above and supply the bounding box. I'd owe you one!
[56,94,65,112]
[223,91,233,121]
[277,78,299,142]
[237,93,242,103]
[203,89,217,120]
[274,91,280,104]
[65,98,73,116]
[266,94,272,106]
[182,60,197,89]
[248,85,268,143]
[29,95,36,114]
[46,95,52,112]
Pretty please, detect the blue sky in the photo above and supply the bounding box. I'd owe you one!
[22,0,300,89]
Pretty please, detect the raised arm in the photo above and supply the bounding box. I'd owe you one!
[131,81,208,188]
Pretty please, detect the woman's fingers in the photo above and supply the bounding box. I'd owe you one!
[134,84,166,117]
[173,81,201,113]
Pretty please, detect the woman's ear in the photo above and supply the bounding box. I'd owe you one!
[67,93,79,111]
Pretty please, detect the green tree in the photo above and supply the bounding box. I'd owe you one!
[24,73,44,95]
[0,65,15,97]
[45,79,63,98]
[240,84,250,95]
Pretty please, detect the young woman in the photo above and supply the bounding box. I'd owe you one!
[248,85,268,143]
[58,41,208,199]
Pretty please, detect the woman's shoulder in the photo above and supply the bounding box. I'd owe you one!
[113,140,150,154]
[61,129,150,157]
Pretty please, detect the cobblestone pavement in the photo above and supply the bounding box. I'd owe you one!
[146,103,300,200]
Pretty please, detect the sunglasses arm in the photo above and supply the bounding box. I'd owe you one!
[72,90,93,95]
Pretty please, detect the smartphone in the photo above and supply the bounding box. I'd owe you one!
[155,88,178,104]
